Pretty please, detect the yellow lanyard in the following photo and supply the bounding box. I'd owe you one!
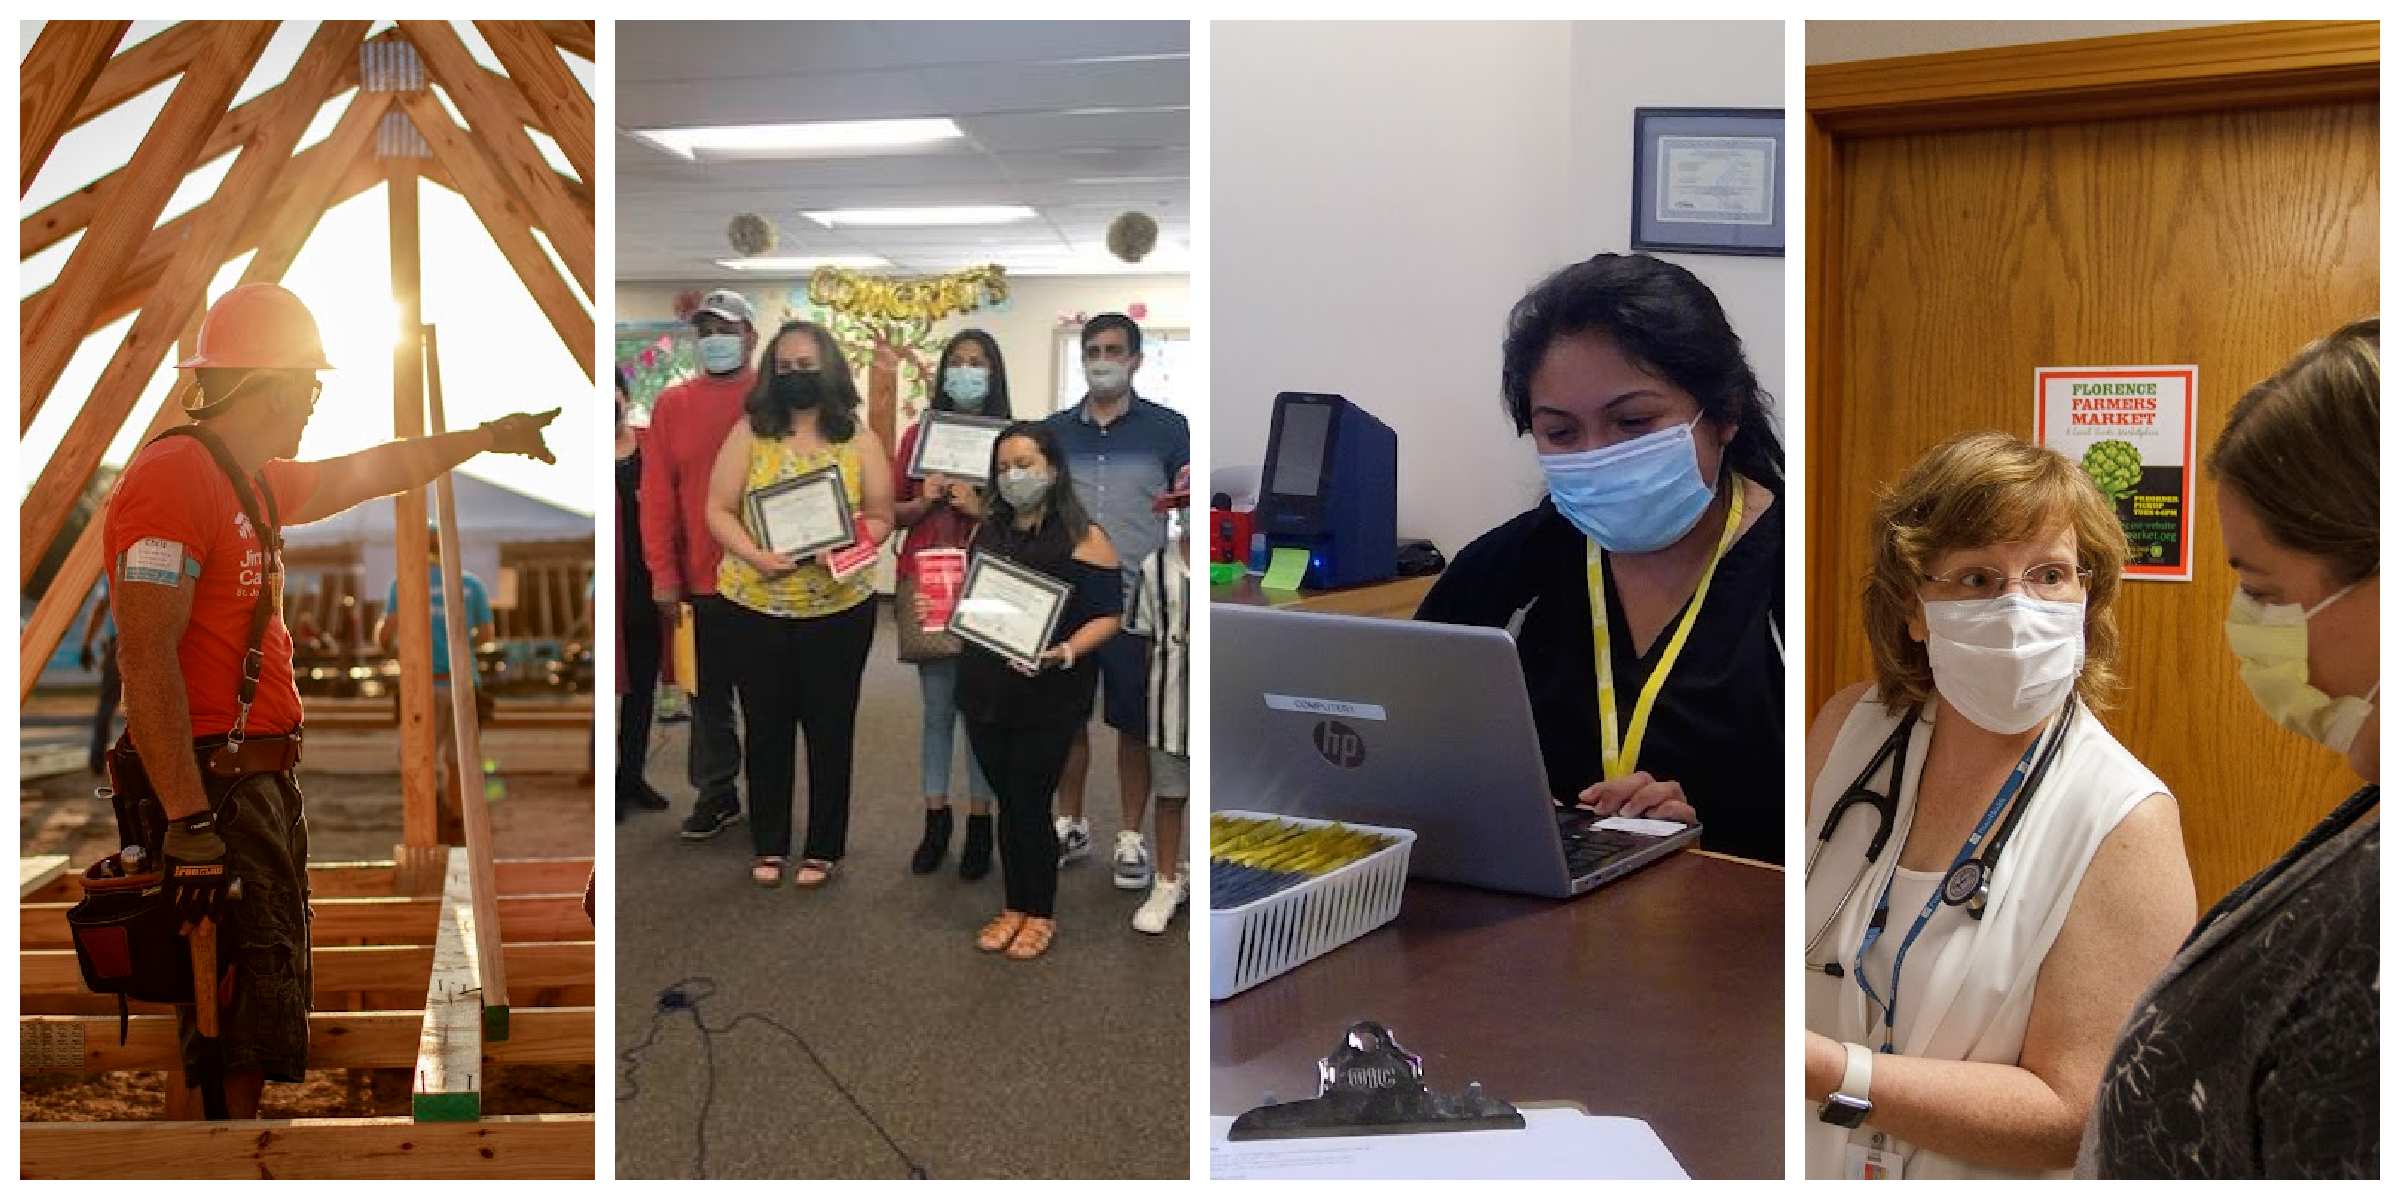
[1588,483,1745,781]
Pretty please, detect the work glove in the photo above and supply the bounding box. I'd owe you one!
[481,408,562,465]
[162,813,233,926]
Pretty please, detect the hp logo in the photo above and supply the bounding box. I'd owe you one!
[1313,720,1366,769]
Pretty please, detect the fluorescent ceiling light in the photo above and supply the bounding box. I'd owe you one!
[718,255,891,271]
[804,206,1039,228]
[633,118,961,159]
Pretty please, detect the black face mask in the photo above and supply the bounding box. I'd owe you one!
[772,369,824,410]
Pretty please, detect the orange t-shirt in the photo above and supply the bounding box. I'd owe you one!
[103,436,320,738]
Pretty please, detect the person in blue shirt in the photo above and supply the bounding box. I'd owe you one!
[1038,313,1189,887]
[375,529,496,842]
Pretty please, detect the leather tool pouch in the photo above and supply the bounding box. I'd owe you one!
[67,868,195,1006]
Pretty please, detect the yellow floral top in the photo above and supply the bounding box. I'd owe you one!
[715,434,874,619]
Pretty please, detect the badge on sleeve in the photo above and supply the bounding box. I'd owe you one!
[122,538,195,587]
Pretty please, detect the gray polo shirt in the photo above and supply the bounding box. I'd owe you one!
[1041,393,1190,593]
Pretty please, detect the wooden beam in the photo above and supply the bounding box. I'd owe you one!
[398,92,594,380]
[397,21,594,296]
[540,20,595,62]
[476,21,594,186]
[23,940,593,997]
[19,21,270,420]
[24,856,594,903]
[389,169,442,850]
[23,60,361,261]
[21,892,590,950]
[22,1006,593,1073]
[67,22,214,128]
[415,847,485,1121]
[20,22,132,193]
[18,25,375,598]
[20,1114,596,1179]
[20,855,71,900]
[426,326,514,1032]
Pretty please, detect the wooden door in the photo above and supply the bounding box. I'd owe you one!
[1809,96,2378,904]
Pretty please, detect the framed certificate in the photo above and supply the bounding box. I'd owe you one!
[906,410,1012,482]
[947,552,1072,668]
[744,466,856,558]
[1629,107,1784,257]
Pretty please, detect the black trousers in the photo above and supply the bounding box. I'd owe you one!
[617,597,661,797]
[689,595,748,812]
[964,716,1081,919]
[727,599,876,861]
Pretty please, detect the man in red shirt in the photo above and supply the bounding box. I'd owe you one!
[104,282,557,1119]
[640,288,758,839]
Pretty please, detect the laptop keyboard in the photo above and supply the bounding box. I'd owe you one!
[1556,809,1657,876]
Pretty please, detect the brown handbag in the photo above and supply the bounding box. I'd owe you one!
[891,566,962,663]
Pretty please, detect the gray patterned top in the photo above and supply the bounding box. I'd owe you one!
[2078,786,2379,1179]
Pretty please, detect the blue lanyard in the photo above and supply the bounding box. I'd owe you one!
[1852,731,2045,1054]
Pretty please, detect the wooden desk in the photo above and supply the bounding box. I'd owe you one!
[1211,572,1437,620]
[1210,851,1783,1179]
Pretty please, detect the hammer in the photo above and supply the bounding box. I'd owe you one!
[186,878,243,1038]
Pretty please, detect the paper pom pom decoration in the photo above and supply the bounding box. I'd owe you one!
[727,212,777,257]
[671,289,703,321]
[1106,211,1159,263]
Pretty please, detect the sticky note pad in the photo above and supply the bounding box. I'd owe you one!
[1262,547,1310,592]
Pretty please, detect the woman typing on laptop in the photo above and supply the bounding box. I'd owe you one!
[1799,434,2194,1177]
[1415,254,1785,863]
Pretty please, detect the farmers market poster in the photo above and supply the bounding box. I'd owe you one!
[2035,365,2197,580]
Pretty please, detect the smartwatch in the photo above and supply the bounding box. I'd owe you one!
[1816,1041,1874,1128]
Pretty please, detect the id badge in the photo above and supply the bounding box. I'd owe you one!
[1844,1130,1904,1180]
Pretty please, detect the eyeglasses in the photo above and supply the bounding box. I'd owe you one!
[1922,562,2092,603]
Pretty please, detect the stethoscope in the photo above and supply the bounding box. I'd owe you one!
[1801,696,2079,976]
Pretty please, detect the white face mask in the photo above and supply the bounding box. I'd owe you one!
[1921,594,2086,734]
[2225,584,2380,755]
[1085,360,1130,395]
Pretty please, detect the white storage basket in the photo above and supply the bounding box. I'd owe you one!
[1208,810,1416,1001]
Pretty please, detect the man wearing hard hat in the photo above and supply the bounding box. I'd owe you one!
[101,283,558,1119]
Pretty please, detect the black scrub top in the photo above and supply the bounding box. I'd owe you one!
[1415,492,1785,863]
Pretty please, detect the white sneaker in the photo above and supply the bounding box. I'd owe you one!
[1132,874,1185,934]
[1112,830,1152,890]
[1055,816,1092,866]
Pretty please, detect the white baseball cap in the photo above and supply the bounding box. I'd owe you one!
[693,288,755,326]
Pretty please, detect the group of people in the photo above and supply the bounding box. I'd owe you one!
[1439,253,2374,1179]
[619,290,1191,959]
[1800,319,2379,1179]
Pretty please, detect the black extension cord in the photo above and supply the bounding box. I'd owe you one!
[618,976,929,1179]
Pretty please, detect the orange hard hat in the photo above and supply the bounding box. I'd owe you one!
[175,283,333,370]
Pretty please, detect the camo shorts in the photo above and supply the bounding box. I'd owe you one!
[176,771,311,1082]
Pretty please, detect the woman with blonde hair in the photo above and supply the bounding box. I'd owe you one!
[2082,320,2379,1179]
[1800,432,2195,1178]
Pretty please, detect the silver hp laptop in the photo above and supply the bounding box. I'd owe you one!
[1213,604,1701,899]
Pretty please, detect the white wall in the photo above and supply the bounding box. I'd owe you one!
[1212,21,1784,558]
[617,274,1190,419]
[1806,21,2232,64]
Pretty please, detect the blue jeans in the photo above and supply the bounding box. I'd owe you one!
[917,656,995,805]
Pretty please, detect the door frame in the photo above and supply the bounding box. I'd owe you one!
[1801,20,2380,701]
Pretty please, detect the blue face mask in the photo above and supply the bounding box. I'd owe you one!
[1538,415,1716,553]
[943,365,990,409]
[696,333,745,374]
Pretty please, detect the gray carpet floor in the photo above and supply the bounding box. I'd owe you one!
[614,602,1190,1179]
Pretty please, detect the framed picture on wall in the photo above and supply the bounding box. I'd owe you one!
[1630,107,1785,257]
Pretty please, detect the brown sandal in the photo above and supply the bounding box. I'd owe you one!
[976,910,1027,952]
[792,859,835,889]
[750,857,785,887]
[1004,917,1057,960]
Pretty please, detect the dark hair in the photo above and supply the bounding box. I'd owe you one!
[1080,312,1142,357]
[975,420,1095,564]
[932,328,1012,418]
[1500,253,1783,493]
[2208,318,2379,584]
[744,321,861,441]
[615,365,631,397]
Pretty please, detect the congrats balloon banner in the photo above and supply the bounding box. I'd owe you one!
[807,264,1008,323]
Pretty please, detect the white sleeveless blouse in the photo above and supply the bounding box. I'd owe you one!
[1802,689,2166,1180]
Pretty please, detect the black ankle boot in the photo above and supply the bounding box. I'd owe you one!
[911,807,953,874]
[959,813,994,881]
